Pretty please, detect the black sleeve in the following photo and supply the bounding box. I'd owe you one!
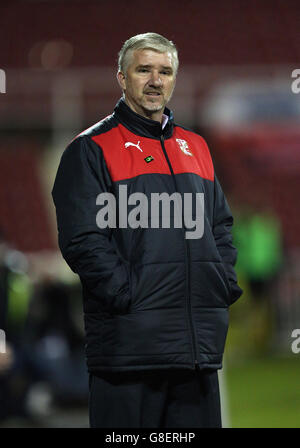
[213,174,243,304]
[51,135,130,314]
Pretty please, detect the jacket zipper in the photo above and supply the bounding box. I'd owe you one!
[159,135,198,369]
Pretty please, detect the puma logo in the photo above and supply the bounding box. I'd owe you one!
[124,141,143,152]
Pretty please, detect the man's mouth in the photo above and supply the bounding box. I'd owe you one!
[144,91,161,96]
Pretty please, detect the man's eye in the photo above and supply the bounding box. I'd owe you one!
[138,68,149,73]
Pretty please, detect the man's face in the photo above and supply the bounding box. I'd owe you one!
[117,49,176,121]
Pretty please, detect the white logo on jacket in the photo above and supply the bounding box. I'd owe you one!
[176,139,193,156]
[124,141,143,152]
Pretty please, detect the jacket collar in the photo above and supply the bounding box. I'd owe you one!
[113,98,174,139]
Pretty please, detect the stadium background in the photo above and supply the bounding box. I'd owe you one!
[0,0,300,427]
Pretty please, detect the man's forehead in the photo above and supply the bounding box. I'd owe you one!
[131,48,173,67]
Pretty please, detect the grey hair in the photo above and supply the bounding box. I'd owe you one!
[118,32,179,75]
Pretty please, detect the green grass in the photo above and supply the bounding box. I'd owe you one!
[224,356,300,428]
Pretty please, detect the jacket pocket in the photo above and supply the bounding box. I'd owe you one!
[190,261,231,308]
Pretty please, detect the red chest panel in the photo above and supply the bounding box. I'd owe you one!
[92,123,214,182]
[166,127,214,181]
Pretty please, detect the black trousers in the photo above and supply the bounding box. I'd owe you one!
[89,368,222,428]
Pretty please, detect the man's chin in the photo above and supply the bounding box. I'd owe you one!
[142,100,164,113]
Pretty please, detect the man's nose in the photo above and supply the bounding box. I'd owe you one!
[149,71,163,87]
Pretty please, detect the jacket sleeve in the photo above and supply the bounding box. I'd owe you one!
[51,135,130,314]
[213,174,243,304]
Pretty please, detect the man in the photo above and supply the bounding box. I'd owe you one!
[52,32,243,428]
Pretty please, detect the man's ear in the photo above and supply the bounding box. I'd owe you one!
[117,71,126,91]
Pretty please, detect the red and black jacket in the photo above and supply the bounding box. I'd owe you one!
[52,98,242,373]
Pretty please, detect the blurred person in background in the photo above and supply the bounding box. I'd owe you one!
[0,232,88,424]
[24,278,88,407]
[233,201,283,353]
[0,230,33,422]
[52,32,243,428]
[0,230,13,421]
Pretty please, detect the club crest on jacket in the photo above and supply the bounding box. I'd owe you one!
[176,139,193,156]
